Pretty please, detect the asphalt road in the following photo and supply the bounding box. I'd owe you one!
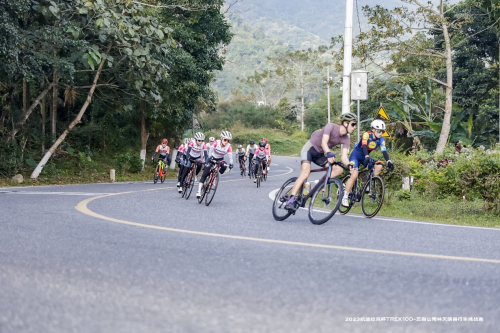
[1,156,500,333]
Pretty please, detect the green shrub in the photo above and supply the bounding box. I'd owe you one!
[128,154,144,173]
[116,153,131,174]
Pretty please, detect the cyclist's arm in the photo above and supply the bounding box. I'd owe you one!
[321,134,331,156]
[185,146,192,158]
[341,147,349,166]
[203,150,208,161]
[227,147,233,165]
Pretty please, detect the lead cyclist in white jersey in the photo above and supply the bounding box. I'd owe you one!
[196,131,234,198]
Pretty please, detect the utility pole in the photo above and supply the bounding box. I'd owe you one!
[341,0,354,115]
[327,66,331,123]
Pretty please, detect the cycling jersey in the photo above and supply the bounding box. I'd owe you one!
[209,140,233,164]
[349,131,389,170]
[155,145,170,155]
[187,140,207,159]
[354,131,387,154]
[235,148,246,156]
[246,144,257,155]
[254,147,269,160]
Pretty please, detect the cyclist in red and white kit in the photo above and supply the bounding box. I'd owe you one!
[196,131,234,198]
[177,132,207,192]
[151,138,172,172]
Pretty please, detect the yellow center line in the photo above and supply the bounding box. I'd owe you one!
[74,165,500,264]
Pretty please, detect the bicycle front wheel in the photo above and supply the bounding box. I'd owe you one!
[272,177,298,221]
[185,170,195,200]
[308,178,343,225]
[205,172,219,206]
[361,175,385,218]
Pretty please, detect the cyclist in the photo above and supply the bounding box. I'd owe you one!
[206,136,215,152]
[235,144,247,175]
[176,138,192,187]
[151,138,172,173]
[262,138,271,171]
[285,113,358,211]
[342,119,394,207]
[253,140,269,183]
[196,131,234,198]
[177,132,207,192]
[246,139,257,178]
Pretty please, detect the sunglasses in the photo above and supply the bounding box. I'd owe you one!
[196,139,203,143]
[222,138,230,143]
[350,122,357,127]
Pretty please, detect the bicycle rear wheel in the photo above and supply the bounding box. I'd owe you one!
[308,178,343,225]
[205,172,219,206]
[272,177,298,221]
[338,176,354,215]
[361,176,385,218]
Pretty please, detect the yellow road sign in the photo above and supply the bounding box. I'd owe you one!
[375,106,391,121]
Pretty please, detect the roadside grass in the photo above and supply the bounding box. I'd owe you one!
[205,124,308,156]
[0,152,178,187]
[345,191,500,228]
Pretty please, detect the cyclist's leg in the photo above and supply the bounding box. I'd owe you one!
[330,164,344,179]
[195,161,203,175]
[374,163,383,176]
[219,161,228,174]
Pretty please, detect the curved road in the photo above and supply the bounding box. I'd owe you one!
[1,156,499,332]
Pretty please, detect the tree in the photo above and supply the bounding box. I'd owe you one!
[268,47,327,131]
[31,0,173,178]
[350,0,487,154]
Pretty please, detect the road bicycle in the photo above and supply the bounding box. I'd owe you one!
[239,158,247,177]
[338,158,392,218]
[248,158,255,179]
[198,160,231,206]
[272,163,344,225]
[153,159,167,184]
[181,159,201,200]
[254,158,268,188]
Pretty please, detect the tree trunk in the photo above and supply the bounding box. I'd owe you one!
[51,71,58,142]
[6,82,55,142]
[140,99,149,171]
[498,44,499,144]
[23,79,28,113]
[435,22,453,155]
[41,95,46,154]
[31,43,112,179]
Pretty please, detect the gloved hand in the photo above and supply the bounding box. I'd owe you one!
[229,163,233,170]
[364,155,371,165]
[151,157,154,161]
[326,152,336,158]
[387,160,394,171]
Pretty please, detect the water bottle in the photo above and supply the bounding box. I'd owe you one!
[304,182,311,196]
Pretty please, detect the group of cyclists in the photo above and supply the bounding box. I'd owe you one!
[151,131,273,199]
[151,111,394,211]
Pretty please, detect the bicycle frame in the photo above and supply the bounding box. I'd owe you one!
[156,160,166,177]
[296,164,334,208]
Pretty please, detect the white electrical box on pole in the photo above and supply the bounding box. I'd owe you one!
[351,69,368,142]
[341,0,354,115]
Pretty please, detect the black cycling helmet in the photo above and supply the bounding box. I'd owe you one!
[250,139,255,144]
[339,113,358,123]
[258,141,266,147]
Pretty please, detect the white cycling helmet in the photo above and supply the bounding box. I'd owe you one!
[209,137,215,142]
[220,131,232,140]
[194,132,205,141]
[183,138,190,145]
[371,119,386,131]
[238,144,242,149]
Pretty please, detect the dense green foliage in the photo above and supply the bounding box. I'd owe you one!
[0,0,231,178]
